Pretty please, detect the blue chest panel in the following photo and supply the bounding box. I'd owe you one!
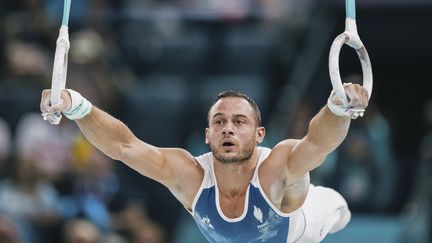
[193,185,290,243]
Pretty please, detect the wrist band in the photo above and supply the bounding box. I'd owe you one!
[63,89,92,120]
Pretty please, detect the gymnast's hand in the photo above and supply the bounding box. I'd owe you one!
[327,83,369,119]
[40,89,72,123]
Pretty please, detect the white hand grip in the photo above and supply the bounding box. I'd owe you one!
[329,31,373,104]
[50,25,70,125]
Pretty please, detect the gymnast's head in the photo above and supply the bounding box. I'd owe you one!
[205,90,265,164]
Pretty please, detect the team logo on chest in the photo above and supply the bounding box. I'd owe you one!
[201,215,215,230]
[253,205,264,223]
[254,205,271,233]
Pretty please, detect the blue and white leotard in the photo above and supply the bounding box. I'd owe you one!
[190,147,307,243]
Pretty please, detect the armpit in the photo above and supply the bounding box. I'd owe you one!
[280,173,310,213]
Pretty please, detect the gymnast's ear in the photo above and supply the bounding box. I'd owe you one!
[256,127,265,144]
[205,128,209,144]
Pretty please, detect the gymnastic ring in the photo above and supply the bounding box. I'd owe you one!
[329,32,373,103]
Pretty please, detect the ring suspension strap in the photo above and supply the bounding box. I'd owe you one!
[62,0,72,26]
[49,0,72,125]
[328,0,373,107]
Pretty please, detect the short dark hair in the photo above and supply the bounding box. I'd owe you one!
[208,90,262,126]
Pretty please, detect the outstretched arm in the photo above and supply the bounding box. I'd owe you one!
[264,83,369,184]
[40,89,203,207]
[74,105,170,180]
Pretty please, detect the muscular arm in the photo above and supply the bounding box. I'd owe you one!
[260,84,368,212]
[76,107,202,191]
[285,82,369,179]
[40,89,203,208]
[263,106,349,184]
[265,83,368,183]
[259,106,350,213]
[76,107,170,182]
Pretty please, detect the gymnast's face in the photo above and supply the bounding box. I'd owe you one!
[206,97,265,164]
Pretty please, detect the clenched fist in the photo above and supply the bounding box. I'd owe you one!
[40,89,72,124]
[328,83,369,119]
[41,89,92,124]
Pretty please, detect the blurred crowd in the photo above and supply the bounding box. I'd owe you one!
[0,0,430,242]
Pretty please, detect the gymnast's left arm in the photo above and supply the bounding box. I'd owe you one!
[271,83,369,181]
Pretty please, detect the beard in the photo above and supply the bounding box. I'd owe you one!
[210,137,256,164]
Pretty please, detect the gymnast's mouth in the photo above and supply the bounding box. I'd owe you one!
[221,140,236,149]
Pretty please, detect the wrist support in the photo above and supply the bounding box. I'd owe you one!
[63,89,92,120]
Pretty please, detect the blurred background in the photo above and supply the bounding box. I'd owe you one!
[0,0,431,242]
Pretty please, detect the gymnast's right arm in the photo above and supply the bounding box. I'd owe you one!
[40,89,203,207]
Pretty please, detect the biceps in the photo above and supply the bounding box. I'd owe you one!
[119,138,172,184]
[119,141,198,188]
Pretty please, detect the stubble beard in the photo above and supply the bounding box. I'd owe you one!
[210,137,256,164]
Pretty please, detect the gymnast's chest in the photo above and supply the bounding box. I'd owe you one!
[218,192,247,219]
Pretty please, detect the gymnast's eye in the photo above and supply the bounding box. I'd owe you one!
[235,120,245,125]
